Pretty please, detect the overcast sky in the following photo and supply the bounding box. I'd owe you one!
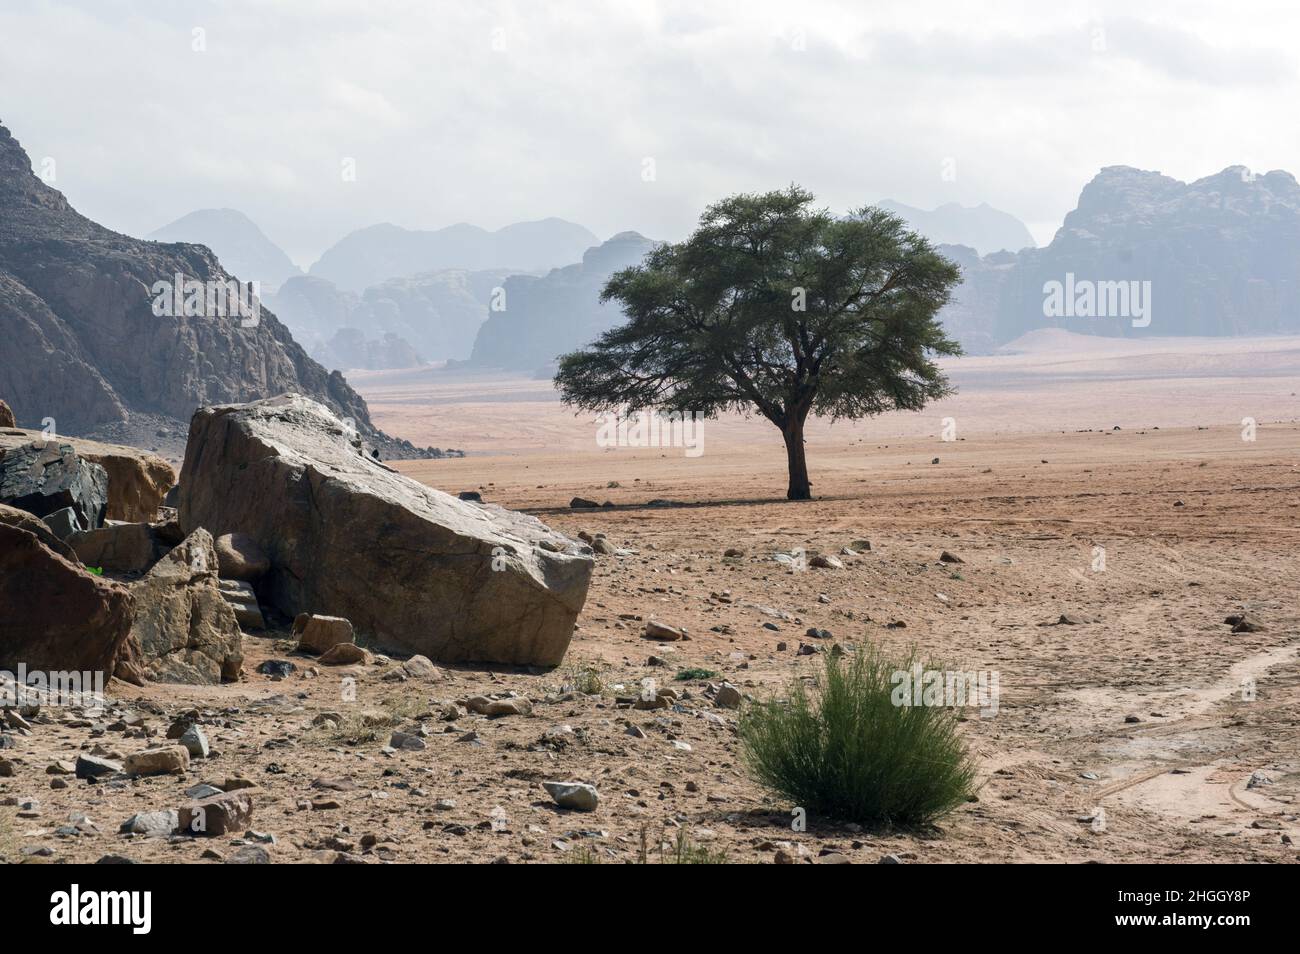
[3,0,1297,266]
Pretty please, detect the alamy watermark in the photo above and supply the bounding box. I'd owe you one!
[596,407,704,458]
[1043,273,1151,328]
[1,664,105,707]
[151,273,260,327]
[890,664,999,717]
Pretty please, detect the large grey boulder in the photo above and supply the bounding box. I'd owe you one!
[115,528,243,685]
[0,441,107,529]
[177,394,592,666]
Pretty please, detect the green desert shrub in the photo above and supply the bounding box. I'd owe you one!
[740,645,977,828]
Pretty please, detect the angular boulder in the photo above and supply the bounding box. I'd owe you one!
[114,528,243,685]
[178,394,593,666]
[0,399,14,428]
[294,614,354,654]
[0,441,107,529]
[218,578,265,630]
[214,531,269,580]
[0,502,78,561]
[70,522,166,574]
[0,430,175,522]
[0,522,133,674]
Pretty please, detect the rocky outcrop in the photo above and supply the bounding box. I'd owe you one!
[115,528,243,685]
[992,165,1300,342]
[0,501,77,560]
[468,232,658,371]
[0,521,134,674]
[0,429,174,522]
[0,441,107,529]
[0,399,13,427]
[70,522,168,574]
[147,209,302,291]
[0,121,382,446]
[878,200,1035,255]
[178,394,592,666]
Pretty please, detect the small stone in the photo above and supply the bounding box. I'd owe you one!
[318,643,369,666]
[178,791,254,837]
[714,683,742,709]
[294,614,356,654]
[939,551,964,564]
[226,845,271,864]
[542,781,598,811]
[809,554,843,569]
[642,620,683,641]
[119,810,179,838]
[465,696,531,717]
[179,725,210,759]
[124,745,190,777]
[258,660,295,679]
[389,731,427,751]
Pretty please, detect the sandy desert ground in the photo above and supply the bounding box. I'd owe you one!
[4,332,1299,864]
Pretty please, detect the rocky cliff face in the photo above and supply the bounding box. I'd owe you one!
[879,200,1035,255]
[468,231,659,371]
[0,122,390,449]
[147,208,302,291]
[992,165,1300,342]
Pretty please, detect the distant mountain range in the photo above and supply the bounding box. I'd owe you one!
[147,208,302,291]
[0,121,415,455]
[986,165,1300,343]
[266,268,516,370]
[877,199,1036,255]
[309,218,599,291]
[468,232,660,372]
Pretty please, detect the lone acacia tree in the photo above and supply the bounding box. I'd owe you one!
[555,187,962,500]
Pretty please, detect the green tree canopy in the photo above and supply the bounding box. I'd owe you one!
[555,186,962,499]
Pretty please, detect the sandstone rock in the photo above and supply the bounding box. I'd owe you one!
[569,496,600,509]
[642,620,683,641]
[119,810,178,837]
[0,501,78,560]
[466,695,531,717]
[124,745,190,777]
[0,522,133,674]
[114,528,243,685]
[70,522,166,574]
[809,554,843,569]
[178,791,254,837]
[0,441,107,529]
[318,643,368,665]
[214,531,269,580]
[939,550,964,564]
[75,755,122,780]
[401,655,441,680]
[178,395,592,666]
[218,579,265,630]
[542,781,598,811]
[294,614,355,654]
[714,683,743,708]
[0,399,13,428]
[0,432,178,523]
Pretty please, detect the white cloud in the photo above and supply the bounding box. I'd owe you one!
[1,0,1297,261]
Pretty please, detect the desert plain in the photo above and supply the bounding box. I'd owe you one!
[3,330,1299,864]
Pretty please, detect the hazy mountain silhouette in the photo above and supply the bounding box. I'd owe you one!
[469,231,658,372]
[309,218,599,291]
[0,121,391,447]
[992,165,1300,342]
[148,208,301,290]
[877,200,1035,255]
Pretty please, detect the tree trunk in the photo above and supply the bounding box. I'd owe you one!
[782,420,811,500]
